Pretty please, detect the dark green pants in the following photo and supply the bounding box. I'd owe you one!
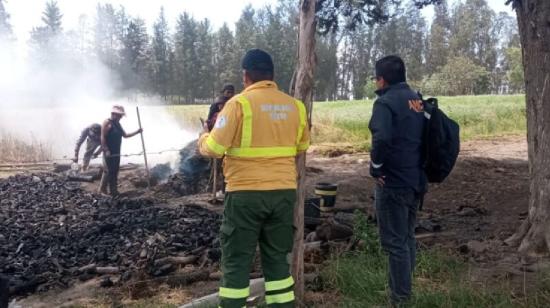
[219,190,296,308]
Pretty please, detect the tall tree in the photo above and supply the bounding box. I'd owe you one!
[195,19,215,99]
[151,7,171,98]
[29,0,64,64]
[449,0,497,71]
[234,5,258,56]
[173,13,199,102]
[0,0,13,42]
[257,4,298,92]
[425,0,451,76]
[504,0,550,256]
[120,17,149,93]
[94,4,118,70]
[41,0,63,33]
[214,23,239,91]
[314,33,338,100]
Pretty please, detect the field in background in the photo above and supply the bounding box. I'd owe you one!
[167,94,526,151]
[0,95,525,163]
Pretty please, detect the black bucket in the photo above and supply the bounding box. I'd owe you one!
[315,182,338,212]
[304,198,321,228]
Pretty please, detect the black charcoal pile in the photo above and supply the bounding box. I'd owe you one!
[0,173,221,296]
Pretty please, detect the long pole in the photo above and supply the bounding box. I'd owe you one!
[212,159,218,199]
[136,106,150,187]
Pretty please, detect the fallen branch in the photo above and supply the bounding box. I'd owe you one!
[154,255,198,267]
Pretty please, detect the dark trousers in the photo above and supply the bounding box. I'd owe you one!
[375,185,419,304]
[0,275,8,308]
[100,155,120,196]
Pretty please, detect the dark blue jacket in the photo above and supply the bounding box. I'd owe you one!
[368,82,426,192]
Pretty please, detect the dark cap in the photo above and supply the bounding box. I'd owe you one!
[241,49,274,72]
[222,84,235,92]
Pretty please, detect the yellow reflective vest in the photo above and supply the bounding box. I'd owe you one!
[198,80,310,192]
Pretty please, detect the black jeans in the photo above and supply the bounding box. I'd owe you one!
[100,155,120,196]
[375,185,419,304]
[0,275,8,308]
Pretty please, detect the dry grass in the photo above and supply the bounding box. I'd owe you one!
[0,131,52,163]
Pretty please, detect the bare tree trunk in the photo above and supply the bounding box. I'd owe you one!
[505,0,550,255]
[292,0,317,305]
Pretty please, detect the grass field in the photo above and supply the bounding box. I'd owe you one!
[167,94,526,151]
[0,95,525,162]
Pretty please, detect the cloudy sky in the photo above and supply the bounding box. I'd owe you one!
[4,0,514,46]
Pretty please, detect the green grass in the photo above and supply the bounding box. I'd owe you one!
[319,213,550,307]
[313,94,526,149]
[165,94,526,151]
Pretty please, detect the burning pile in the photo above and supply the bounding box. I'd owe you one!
[155,140,212,197]
[0,173,221,296]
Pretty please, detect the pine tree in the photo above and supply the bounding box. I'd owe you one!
[174,13,199,102]
[214,23,239,92]
[29,0,64,64]
[0,0,13,42]
[152,7,171,99]
[120,17,150,93]
[195,19,215,99]
[94,4,118,70]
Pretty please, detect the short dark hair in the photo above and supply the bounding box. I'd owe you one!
[375,55,406,85]
[245,69,274,83]
[242,49,274,72]
[222,84,235,92]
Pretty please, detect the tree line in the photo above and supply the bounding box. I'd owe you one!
[0,0,522,103]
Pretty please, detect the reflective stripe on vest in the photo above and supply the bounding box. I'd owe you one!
[225,95,307,158]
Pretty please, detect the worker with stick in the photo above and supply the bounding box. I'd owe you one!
[72,123,102,171]
[206,84,235,131]
[205,84,235,198]
[198,49,310,308]
[99,105,142,197]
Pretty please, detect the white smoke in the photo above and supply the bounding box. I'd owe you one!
[0,39,197,167]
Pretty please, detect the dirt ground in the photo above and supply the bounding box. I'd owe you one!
[4,136,543,307]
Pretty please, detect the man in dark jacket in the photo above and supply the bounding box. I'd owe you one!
[73,123,102,171]
[368,55,426,305]
[206,84,235,131]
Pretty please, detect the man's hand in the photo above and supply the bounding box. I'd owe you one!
[72,157,78,163]
[105,150,111,157]
[137,128,143,134]
[375,175,386,186]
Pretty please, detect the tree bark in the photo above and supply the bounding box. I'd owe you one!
[292,0,317,305]
[505,0,550,255]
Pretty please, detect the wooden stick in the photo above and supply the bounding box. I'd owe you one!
[136,106,151,187]
[212,159,218,200]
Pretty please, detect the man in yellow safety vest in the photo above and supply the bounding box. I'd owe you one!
[198,48,310,308]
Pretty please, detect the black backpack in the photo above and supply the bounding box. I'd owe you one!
[421,96,460,183]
